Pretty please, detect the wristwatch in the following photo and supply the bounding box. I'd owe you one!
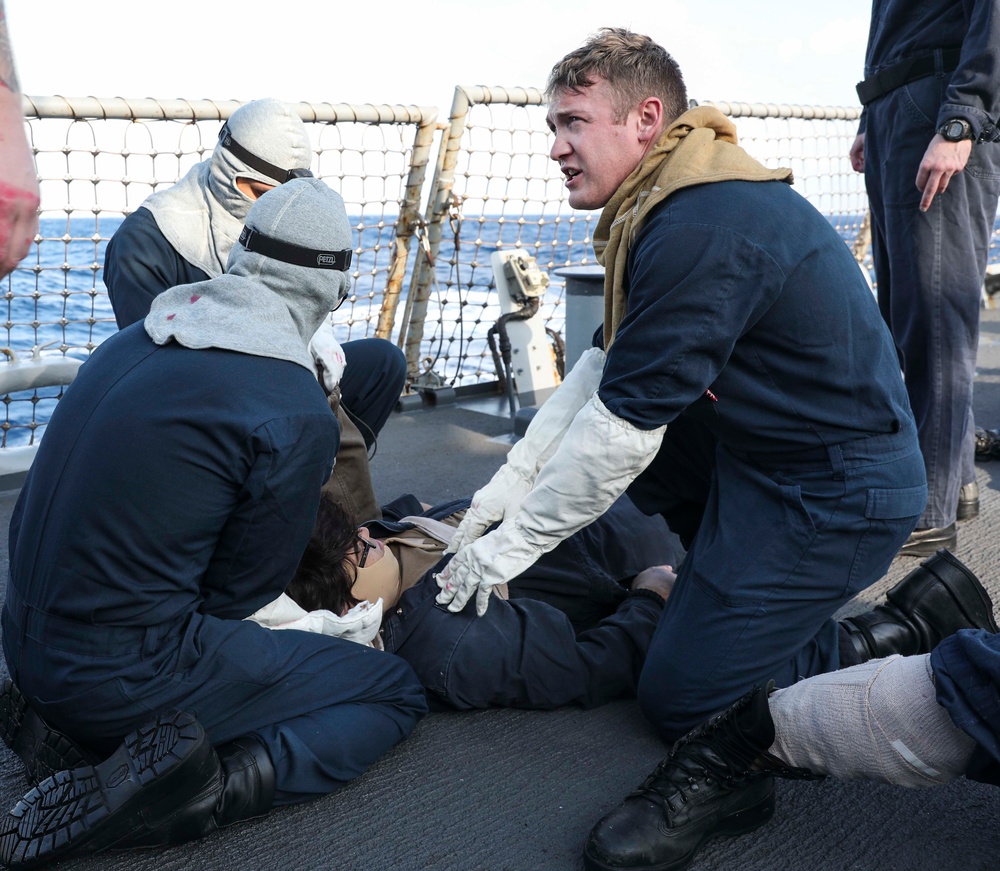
[938,118,974,142]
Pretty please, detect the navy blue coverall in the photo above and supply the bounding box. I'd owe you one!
[859,0,1000,528]
[104,207,405,449]
[2,325,427,805]
[599,179,927,740]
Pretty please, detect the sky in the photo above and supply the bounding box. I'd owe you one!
[8,0,873,111]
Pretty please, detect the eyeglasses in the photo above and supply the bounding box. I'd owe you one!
[355,533,376,568]
[332,283,350,311]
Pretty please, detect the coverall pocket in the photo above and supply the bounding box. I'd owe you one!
[690,458,819,608]
[845,483,927,596]
[899,76,947,129]
[384,592,476,705]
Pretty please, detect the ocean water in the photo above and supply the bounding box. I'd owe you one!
[3,212,610,446]
[0,211,886,448]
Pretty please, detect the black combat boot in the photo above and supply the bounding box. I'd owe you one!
[584,685,813,871]
[0,710,275,868]
[840,549,998,663]
[114,734,277,849]
[0,678,99,786]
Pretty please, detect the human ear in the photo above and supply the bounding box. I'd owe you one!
[636,97,665,143]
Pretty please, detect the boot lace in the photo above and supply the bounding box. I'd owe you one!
[628,691,762,813]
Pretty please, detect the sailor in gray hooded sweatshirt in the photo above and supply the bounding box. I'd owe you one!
[103,98,403,520]
[0,178,427,868]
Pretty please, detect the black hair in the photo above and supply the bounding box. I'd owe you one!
[287,495,361,615]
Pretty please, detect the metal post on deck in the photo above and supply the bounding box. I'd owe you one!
[375,107,439,339]
[396,86,473,385]
[396,85,547,388]
[555,265,605,373]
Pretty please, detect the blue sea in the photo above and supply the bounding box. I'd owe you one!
[0,211,900,449]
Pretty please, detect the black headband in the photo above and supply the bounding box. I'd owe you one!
[238,226,353,272]
[219,122,314,184]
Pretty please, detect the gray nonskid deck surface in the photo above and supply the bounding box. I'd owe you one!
[3,316,1000,869]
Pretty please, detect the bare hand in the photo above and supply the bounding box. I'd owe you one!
[0,86,39,279]
[915,134,972,212]
[849,133,865,173]
[631,565,677,602]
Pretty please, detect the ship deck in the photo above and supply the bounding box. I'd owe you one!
[2,312,1000,870]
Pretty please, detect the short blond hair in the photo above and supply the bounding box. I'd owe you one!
[545,28,687,124]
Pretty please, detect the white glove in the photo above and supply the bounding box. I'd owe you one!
[436,394,666,615]
[309,320,347,393]
[447,346,607,554]
[247,594,384,646]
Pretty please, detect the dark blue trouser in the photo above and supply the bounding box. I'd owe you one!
[628,417,926,740]
[339,338,407,450]
[865,72,1000,527]
[3,602,427,806]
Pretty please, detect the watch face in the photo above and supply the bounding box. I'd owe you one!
[943,119,970,141]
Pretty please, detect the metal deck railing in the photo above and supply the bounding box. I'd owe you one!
[4,89,972,476]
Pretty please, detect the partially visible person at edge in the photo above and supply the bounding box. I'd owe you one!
[0,2,40,278]
[104,97,403,521]
[433,27,999,870]
[0,178,426,870]
[849,0,1000,557]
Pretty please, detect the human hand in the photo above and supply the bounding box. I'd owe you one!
[849,133,865,173]
[916,134,972,212]
[631,565,676,602]
[445,463,532,554]
[0,86,39,279]
[436,520,541,616]
[308,320,346,393]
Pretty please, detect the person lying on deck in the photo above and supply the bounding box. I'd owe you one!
[251,491,682,711]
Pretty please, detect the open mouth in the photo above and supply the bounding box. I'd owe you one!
[563,168,581,184]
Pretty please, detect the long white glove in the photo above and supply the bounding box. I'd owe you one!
[247,593,384,646]
[446,346,607,554]
[309,320,347,394]
[436,394,666,615]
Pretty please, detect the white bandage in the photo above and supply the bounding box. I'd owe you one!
[768,654,976,787]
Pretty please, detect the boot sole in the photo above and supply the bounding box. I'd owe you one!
[0,710,210,869]
[583,789,775,871]
[0,679,97,786]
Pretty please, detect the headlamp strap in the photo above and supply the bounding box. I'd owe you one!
[219,122,314,184]
[238,226,353,271]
